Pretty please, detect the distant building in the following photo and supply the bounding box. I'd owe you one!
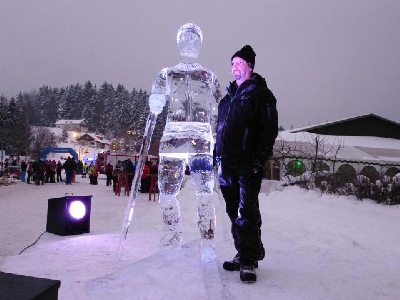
[76,133,109,150]
[267,114,400,182]
[55,119,89,133]
[290,113,400,139]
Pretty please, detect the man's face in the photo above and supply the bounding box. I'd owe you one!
[231,57,252,85]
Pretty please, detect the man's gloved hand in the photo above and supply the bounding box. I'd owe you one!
[252,165,261,174]
[252,158,264,174]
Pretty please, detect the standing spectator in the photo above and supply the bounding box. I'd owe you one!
[112,161,122,192]
[33,159,45,185]
[77,160,83,175]
[26,161,33,184]
[140,161,151,193]
[124,159,135,191]
[56,160,63,182]
[105,162,113,187]
[63,157,74,185]
[46,160,50,182]
[50,160,56,183]
[88,163,98,185]
[20,160,27,182]
[214,45,278,283]
[81,162,87,178]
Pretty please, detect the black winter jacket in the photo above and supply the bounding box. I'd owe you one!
[214,72,278,167]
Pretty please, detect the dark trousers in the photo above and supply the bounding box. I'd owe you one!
[140,177,150,193]
[50,171,56,183]
[65,170,73,184]
[106,174,113,186]
[218,159,264,265]
[112,175,118,191]
[34,172,45,185]
[128,174,134,191]
[27,171,33,184]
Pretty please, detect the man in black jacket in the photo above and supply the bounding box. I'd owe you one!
[214,45,278,283]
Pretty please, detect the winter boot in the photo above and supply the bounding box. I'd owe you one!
[223,253,241,271]
[240,264,257,283]
[223,253,258,271]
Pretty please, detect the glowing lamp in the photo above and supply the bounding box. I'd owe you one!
[46,195,92,236]
[69,201,86,219]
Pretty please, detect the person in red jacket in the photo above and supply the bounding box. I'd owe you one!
[140,161,151,193]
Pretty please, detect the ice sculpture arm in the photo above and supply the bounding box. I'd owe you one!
[149,68,168,114]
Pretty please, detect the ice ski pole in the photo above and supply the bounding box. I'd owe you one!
[116,111,158,259]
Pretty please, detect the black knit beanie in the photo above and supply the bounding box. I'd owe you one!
[231,45,256,68]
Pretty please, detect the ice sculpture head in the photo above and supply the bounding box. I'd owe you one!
[177,23,203,59]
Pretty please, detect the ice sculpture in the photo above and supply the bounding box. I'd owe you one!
[117,23,221,261]
[150,23,222,261]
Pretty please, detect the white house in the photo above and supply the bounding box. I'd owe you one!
[55,119,89,133]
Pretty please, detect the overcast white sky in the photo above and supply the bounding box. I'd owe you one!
[1,0,399,129]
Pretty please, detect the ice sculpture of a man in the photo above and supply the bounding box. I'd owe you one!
[149,23,222,260]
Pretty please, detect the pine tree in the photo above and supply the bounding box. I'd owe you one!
[56,87,68,121]
[5,98,18,155]
[34,86,58,126]
[0,96,9,154]
[69,83,84,119]
[15,94,32,156]
[98,82,115,136]
[81,81,98,132]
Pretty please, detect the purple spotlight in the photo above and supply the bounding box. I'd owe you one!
[46,195,92,236]
[69,200,86,220]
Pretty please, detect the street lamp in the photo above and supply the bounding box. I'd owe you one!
[72,131,78,154]
[72,131,82,160]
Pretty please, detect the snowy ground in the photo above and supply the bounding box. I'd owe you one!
[1,175,400,299]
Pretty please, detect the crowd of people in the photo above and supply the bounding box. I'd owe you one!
[21,157,84,185]
[107,158,158,194]
[2,156,161,198]
[139,160,158,193]
[0,157,88,186]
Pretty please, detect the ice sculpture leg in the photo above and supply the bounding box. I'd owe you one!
[158,156,185,249]
[189,154,216,262]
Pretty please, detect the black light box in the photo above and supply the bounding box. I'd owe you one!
[46,195,92,236]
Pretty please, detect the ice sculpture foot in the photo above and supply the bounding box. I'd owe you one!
[160,233,182,250]
[200,239,216,262]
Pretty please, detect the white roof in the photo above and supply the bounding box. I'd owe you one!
[277,130,400,164]
[77,133,109,144]
[55,119,87,125]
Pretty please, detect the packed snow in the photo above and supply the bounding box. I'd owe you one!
[1,173,399,299]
